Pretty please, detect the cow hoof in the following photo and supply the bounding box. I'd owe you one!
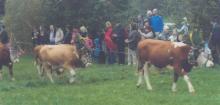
[172,90,177,93]
[148,88,153,91]
[69,78,75,84]
[190,91,196,95]
[86,63,92,67]
[13,59,20,63]
[136,84,141,88]
[11,78,15,81]
[189,88,195,94]
[147,87,153,91]
[190,90,195,94]
[50,80,55,84]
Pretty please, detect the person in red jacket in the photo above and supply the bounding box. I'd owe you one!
[104,21,117,64]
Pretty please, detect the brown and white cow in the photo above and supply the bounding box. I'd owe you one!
[137,39,197,93]
[34,44,85,83]
[0,43,14,81]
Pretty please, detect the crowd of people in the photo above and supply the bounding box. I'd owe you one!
[0,8,218,65]
[29,9,160,65]
[30,8,220,65]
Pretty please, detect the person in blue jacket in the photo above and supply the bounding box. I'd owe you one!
[150,8,164,39]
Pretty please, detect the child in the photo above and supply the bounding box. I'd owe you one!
[93,37,101,63]
[83,35,93,65]
[169,25,178,42]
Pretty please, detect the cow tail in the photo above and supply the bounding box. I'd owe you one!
[136,49,144,72]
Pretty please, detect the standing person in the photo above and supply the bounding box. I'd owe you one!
[210,17,220,64]
[169,24,178,42]
[49,25,56,45]
[99,31,106,64]
[84,35,93,65]
[31,27,39,47]
[84,35,93,51]
[93,33,102,63]
[38,25,47,45]
[70,28,79,45]
[113,23,126,65]
[150,8,164,39]
[104,21,117,64]
[55,26,64,44]
[137,15,144,29]
[125,23,141,66]
[63,25,72,44]
[158,25,170,40]
[177,17,189,43]
[138,20,154,39]
[80,26,88,38]
[144,10,153,22]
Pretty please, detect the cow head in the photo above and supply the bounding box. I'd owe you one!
[76,47,92,68]
[74,58,86,68]
[187,47,200,66]
[181,47,199,73]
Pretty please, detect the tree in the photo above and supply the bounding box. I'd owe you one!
[3,0,220,48]
[4,0,132,45]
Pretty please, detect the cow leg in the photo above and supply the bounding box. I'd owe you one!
[45,70,54,83]
[44,63,54,83]
[143,63,152,90]
[37,64,43,77]
[136,60,145,87]
[172,72,179,92]
[136,70,143,87]
[40,63,48,78]
[8,63,15,81]
[35,58,44,77]
[216,46,220,63]
[0,67,2,80]
[36,63,44,79]
[69,68,76,83]
[183,74,195,93]
[62,62,76,83]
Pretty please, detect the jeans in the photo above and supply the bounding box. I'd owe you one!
[107,50,116,64]
[117,46,125,64]
[127,48,137,65]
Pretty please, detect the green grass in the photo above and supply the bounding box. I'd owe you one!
[0,56,220,105]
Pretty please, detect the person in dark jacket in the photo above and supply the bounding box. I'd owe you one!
[31,27,39,47]
[63,25,72,44]
[0,25,9,44]
[114,23,126,65]
[126,23,141,65]
[49,25,56,45]
[38,25,47,45]
[210,17,220,64]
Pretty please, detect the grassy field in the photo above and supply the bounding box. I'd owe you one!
[0,56,220,105]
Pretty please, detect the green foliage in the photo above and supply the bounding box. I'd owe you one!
[4,0,132,44]
[3,0,220,45]
[0,56,220,105]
